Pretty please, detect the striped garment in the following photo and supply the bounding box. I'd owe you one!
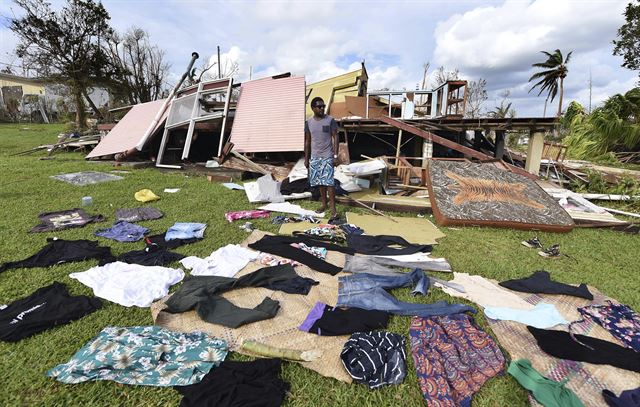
[340,331,407,388]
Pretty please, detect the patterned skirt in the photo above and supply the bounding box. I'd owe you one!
[409,314,505,406]
[309,157,334,187]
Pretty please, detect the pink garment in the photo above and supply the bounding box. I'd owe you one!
[258,253,301,267]
[224,210,270,223]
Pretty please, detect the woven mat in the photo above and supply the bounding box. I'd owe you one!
[486,287,640,406]
[150,230,352,383]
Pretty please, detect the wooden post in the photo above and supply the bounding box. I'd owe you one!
[525,130,545,175]
[494,130,505,160]
[395,130,403,166]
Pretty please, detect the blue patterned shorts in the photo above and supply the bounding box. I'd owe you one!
[309,157,334,187]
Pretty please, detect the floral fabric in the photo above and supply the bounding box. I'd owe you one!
[47,326,228,386]
[410,314,505,407]
[576,301,640,352]
[300,225,345,243]
[291,243,327,260]
[225,210,270,223]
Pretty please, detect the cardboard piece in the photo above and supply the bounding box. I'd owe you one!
[345,212,445,245]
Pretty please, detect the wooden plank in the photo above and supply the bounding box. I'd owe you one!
[379,117,536,179]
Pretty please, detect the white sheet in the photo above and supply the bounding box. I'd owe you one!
[180,244,259,278]
[69,262,184,307]
[259,202,324,218]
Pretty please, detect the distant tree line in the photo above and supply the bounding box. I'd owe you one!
[9,0,170,129]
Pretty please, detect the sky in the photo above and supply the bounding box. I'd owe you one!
[0,0,636,117]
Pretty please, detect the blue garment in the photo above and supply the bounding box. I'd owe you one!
[484,302,568,329]
[602,387,640,407]
[95,220,148,242]
[309,157,334,187]
[336,269,476,317]
[165,222,207,241]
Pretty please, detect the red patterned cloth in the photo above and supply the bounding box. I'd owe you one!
[224,210,270,223]
[409,314,505,407]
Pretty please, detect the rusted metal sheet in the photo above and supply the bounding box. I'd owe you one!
[86,100,167,159]
[230,76,305,153]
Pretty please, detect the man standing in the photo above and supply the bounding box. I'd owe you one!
[305,97,339,219]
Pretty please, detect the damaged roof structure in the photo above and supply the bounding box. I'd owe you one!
[82,53,635,231]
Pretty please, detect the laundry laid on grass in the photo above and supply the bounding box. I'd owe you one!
[175,358,289,407]
[47,326,228,386]
[115,207,163,222]
[410,314,505,406]
[165,222,207,240]
[29,209,104,232]
[115,245,185,267]
[179,244,259,277]
[95,220,149,242]
[0,282,102,342]
[69,262,184,307]
[163,264,318,328]
[340,331,407,389]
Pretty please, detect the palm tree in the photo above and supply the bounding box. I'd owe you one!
[528,49,572,117]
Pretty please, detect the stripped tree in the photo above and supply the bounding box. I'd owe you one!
[105,27,170,105]
[10,0,118,128]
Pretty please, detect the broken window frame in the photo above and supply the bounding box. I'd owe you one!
[156,78,233,168]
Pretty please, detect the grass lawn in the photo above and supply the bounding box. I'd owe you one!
[0,123,638,407]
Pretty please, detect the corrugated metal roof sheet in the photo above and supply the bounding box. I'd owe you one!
[86,99,166,158]
[230,76,305,153]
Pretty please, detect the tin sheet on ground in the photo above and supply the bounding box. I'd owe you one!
[51,171,124,186]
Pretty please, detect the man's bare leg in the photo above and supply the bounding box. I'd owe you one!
[328,186,337,218]
[317,186,328,213]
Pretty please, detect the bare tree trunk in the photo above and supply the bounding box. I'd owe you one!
[74,86,86,130]
[83,89,103,119]
[543,97,548,117]
[557,76,564,117]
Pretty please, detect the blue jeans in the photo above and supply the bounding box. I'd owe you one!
[337,269,475,317]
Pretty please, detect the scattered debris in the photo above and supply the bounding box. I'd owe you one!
[134,189,160,202]
[50,171,123,186]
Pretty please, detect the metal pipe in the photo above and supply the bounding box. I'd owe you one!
[133,52,199,152]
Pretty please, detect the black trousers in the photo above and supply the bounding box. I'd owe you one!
[248,235,348,275]
[528,326,640,373]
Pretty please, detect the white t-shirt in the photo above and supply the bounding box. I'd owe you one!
[180,244,259,278]
[69,262,184,307]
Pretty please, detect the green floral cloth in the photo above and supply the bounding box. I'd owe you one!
[47,326,228,386]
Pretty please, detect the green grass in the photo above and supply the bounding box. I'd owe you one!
[0,123,638,406]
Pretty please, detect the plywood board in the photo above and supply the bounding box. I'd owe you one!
[345,212,445,245]
[427,160,574,232]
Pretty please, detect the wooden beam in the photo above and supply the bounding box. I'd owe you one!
[379,116,537,179]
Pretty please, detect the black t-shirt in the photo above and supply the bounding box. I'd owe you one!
[0,282,102,342]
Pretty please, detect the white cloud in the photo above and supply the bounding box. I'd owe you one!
[433,0,636,116]
[434,0,626,73]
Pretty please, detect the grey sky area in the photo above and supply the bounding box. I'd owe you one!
[0,0,635,116]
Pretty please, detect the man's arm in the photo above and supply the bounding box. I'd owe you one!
[304,122,311,168]
[331,119,339,165]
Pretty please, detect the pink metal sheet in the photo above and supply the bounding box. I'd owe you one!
[230,76,305,152]
[86,99,167,158]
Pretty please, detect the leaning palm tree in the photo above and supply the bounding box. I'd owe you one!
[528,49,573,117]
